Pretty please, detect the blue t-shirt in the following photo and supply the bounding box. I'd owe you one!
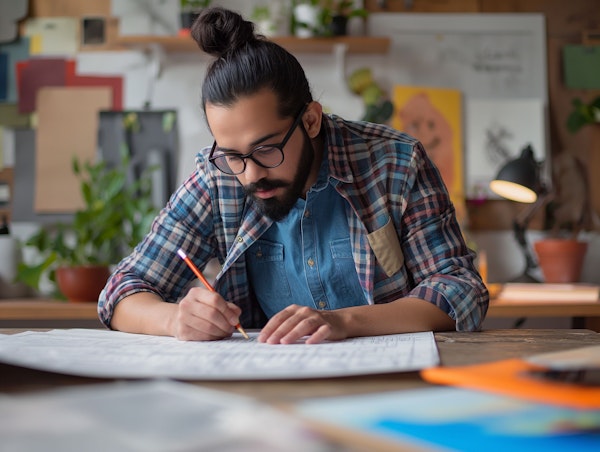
[246,152,366,318]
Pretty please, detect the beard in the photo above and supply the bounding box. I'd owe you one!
[244,129,315,222]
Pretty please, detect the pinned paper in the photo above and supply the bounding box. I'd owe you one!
[0,103,30,128]
[16,58,69,113]
[28,34,42,54]
[22,17,79,56]
[0,126,15,168]
[0,37,29,102]
[0,53,7,100]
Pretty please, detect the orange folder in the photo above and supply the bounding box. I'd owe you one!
[421,358,600,409]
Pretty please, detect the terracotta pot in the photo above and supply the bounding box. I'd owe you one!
[533,239,588,283]
[55,266,111,303]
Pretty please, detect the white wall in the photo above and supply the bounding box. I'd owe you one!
[9,3,600,299]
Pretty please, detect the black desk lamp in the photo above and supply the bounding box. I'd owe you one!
[489,144,549,283]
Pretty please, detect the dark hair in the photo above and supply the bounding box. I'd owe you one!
[190,7,312,118]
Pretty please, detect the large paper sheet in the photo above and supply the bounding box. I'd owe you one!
[0,329,439,380]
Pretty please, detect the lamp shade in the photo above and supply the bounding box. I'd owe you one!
[489,145,542,203]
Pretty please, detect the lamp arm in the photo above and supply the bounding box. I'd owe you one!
[512,189,552,273]
[513,189,552,228]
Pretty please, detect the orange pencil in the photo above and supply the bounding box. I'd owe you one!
[177,249,249,339]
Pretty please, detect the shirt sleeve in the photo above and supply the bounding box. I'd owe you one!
[400,142,489,331]
[97,168,217,328]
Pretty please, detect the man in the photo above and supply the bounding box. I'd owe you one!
[98,7,488,344]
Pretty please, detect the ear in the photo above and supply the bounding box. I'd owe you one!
[302,101,323,139]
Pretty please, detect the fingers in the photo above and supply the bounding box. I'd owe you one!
[258,305,334,345]
[174,287,241,341]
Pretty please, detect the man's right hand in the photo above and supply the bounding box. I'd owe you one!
[173,286,242,341]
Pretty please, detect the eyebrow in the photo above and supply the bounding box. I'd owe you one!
[215,130,284,154]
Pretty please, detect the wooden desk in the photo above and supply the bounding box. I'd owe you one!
[487,298,600,331]
[0,299,102,328]
[1,328,598,451]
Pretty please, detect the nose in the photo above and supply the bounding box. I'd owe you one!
[242,158,268,184]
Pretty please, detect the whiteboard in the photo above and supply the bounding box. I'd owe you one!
[369,13,547,102]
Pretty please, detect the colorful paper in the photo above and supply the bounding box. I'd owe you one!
[0,37,29,103]
[16,58,69,113]
[297,386,600,452]
[421,358,600,409]
[0,53,7,100]
[65,61,123,110]
[392,85,465,222]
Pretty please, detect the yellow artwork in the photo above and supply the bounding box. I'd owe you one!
[392,86,465,222]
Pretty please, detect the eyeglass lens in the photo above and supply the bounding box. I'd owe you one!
[212,146,284,175]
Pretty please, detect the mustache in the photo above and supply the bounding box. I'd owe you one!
[243,179,288,195]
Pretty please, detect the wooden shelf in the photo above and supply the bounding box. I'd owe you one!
[112,35,390,54]
[0,299,99,320]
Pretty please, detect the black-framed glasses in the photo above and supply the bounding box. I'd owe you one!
[209,104,308,175]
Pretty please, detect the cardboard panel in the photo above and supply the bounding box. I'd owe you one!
[34,87,111,213]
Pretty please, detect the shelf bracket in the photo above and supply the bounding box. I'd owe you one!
[333,42,349,86]
[143,43,166,109]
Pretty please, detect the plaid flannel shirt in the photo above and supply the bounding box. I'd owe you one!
[98,114,489,331]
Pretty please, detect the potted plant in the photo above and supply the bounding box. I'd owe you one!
[251,5,278,37]
[179,0,212,33]
[321,0,368,36]
[533,151,592,283]
[534,96,600,283]
[292,1,324,38]
[16,151,157,302]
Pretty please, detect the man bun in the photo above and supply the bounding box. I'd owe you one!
[190,6,259,58]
